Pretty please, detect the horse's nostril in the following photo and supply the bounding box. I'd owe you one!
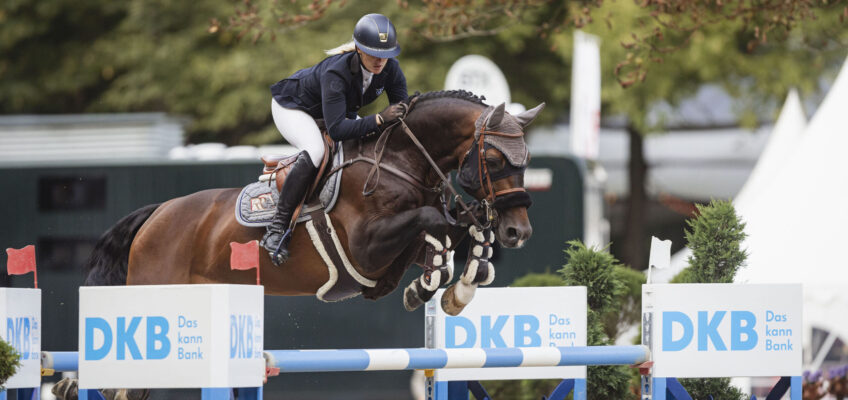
[507,227,519,240]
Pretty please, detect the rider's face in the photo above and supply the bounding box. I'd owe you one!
[358,50,387,75]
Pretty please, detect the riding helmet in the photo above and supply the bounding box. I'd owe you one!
[353,13,401,59]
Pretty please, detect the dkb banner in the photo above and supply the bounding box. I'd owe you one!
[428,286,587,381]
[0,288,41,388]
[643,283,802,378]
[79,285,264,389]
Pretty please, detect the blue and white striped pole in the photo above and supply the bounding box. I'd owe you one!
[264,345,650,372]
[41,351,79,372]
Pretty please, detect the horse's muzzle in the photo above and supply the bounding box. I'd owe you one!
[495,208,532,248]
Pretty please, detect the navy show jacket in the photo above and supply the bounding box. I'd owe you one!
[270,51,408,141]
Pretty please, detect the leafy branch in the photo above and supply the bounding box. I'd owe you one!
[212,0,846,86]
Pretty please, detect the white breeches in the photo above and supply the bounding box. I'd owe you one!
[270,99,324,167]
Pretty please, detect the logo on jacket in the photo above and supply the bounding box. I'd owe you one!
[375,87,384,96]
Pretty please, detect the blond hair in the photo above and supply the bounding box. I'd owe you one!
[325,41,356,56]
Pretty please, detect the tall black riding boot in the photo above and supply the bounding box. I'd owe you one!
[261,151,318,265]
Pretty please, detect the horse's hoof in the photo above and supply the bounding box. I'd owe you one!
[441,283,476,316]
[100,389,151,400]
[403,284,423,312]
[52,377,78,400]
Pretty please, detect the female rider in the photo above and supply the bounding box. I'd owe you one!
[263,13,409,265]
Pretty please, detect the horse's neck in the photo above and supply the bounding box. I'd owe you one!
[398,102,480,173]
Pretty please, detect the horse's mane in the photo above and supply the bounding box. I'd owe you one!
[405,90,488,107]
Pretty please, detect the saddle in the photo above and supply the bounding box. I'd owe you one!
[259,133,336,218]
[236,117,343,228]
[259,118,332,198]
[235,124,373,302]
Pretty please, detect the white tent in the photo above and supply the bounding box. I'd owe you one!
[733,89,807,210]
[657,56,848,369]
[736,56,848,365]
[655,88,808,283]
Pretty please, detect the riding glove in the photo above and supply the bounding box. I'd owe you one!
[378,103,405,125]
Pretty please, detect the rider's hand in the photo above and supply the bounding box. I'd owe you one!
[378,104,405,125]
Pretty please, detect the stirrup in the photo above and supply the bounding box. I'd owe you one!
[270,228,293,265]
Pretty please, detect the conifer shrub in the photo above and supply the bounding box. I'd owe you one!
[484,243,642,399]
[0,338,21,389]
[676,199,748,400]
[559,240,635,400]
[684,199,748,283]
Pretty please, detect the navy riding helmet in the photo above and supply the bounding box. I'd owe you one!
[353,13,401,59]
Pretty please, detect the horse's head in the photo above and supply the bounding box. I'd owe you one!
[456,102,545,248]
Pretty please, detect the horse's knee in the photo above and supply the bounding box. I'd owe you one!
[419,206,448,235]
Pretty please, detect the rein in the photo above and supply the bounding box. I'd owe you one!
[395,118,487,229]
[325,100,526,230]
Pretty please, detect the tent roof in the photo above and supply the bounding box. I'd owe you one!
[736,56,848,286]
[655,88,808,284]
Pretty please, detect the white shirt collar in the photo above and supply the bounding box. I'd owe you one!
[360,65,373,93]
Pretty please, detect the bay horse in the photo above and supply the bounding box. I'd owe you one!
[84,90,543,315]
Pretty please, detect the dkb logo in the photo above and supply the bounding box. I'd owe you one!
[662,311,758,351]
[6,317,36,360]
[445,315,541,348]
[229,314,256,359]
[85,317,170,360]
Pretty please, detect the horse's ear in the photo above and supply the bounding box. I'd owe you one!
[486,103,506,130]
[515,102,546,129]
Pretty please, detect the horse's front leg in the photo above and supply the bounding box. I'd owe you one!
[351,206,458,309]
[401,224,469,312]
[440,225,496,316]
[351,205,450,273]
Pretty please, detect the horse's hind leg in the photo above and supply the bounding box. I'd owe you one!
[127,200,195,284]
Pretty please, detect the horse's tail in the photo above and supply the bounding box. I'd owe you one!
[83,203,160,286]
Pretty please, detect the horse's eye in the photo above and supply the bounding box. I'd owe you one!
[485,155,505,170]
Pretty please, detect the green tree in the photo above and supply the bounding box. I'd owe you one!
[673,199,749,400]
[1,1,416,143]
[0,338,21,389]
[401,0,847,269]
[484,247,645,399]
[685,199,748,283]
[479,270,566,399]
[550,1,845,269]
[559,240,635,400]
[603,265,645,340]
[3,1,846,271]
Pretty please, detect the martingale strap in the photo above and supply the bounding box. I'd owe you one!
[396,119,486,229]
[307,209,377,302]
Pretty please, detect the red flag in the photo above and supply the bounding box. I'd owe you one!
[230,240,261,285]
[6,245,38,288]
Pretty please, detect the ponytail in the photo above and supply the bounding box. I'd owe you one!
[325,41,356,56]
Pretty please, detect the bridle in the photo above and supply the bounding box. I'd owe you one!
[329,100,529,230]
[457,115,529,209]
